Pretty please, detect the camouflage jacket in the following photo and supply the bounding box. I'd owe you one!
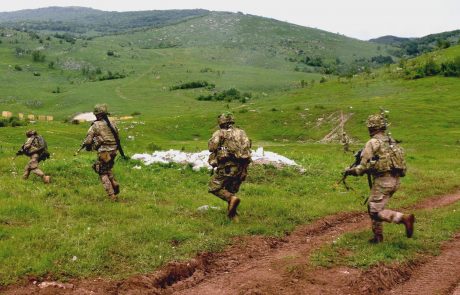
[84,119,118,152]
[355,132,405,176]
[22,135,45,155]
[208,126,251,164]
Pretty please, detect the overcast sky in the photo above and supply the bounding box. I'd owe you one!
[1,0,459,40]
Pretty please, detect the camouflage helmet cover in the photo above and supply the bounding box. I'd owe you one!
[26,130,37,137]
[218,112,235,126]
[366,113,387,130]
[93,104,108,116]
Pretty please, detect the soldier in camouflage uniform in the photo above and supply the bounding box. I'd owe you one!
[345,113,415,243]
[84,104,120,201]
[341,131,350,152]
[208,113,251,220]
[18,130,51,184]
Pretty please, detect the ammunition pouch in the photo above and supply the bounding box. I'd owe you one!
[38,151,50,162]
[208,152,218,167]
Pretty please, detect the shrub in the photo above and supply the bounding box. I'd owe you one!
[32,50,46,62]
[52,87,61,93]
[33,72,41,76]
[131,111,141,116]
[170,81,215,90]
[107,50,115,56]
[196,88,252,103]
[48,61,55,69]
[320,77,327,83]
[14,65,22,71]
[0,116,27,128]
[98,71,126,81]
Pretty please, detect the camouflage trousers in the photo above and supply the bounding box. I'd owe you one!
[23,153,45,180]
[208,160,249,202]
[93,150,119,198]
[368,175,404,235]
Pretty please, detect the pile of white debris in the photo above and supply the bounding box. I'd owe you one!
[132,147,302,171]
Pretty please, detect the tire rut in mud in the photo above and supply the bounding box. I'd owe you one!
[3,192,460,295]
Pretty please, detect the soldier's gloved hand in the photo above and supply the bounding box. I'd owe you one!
[344,167,358,176]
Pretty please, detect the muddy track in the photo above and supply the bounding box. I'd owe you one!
[3,192,460,295]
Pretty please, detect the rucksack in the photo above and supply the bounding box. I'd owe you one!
[217,128,251,161]
[36,135,48,152]
[35,135,50,161]
[373,136,407,177]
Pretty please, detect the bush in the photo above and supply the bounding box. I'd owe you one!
[107,50,115,56]
[0,116,27,128]
[32,50,46,62]
[33,72,41,76]
[320,77,327,83]
[196,88,252,103]
[98,71,126,81]
[371,55,394,65]
[131,111,141,116]
[170,81,215,90]
[48,61,55,69]
[440,56,460,77]
[14,65,22,71]
[52,86,61,93]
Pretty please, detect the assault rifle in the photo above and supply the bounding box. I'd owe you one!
[102,115,127,160]
[338,149,362,190]
[338,149,373,191]
[74,143,86,156]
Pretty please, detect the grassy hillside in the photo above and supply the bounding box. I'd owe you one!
[0,11,397,119]
[0,7,209,35]
[0,16,459,287]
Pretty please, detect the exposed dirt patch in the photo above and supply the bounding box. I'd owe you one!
[2,192,460,295]
[383,233,460,295]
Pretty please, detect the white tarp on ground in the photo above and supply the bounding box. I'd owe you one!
[73,112,96,122]
[132,147,301,171]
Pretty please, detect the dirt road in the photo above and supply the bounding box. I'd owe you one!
[3,192,460,295]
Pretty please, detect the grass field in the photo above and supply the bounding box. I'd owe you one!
[0,18,460,286]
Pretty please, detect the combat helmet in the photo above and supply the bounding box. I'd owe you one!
[218,112,235,126]
[26,130,37,137]
[366,113,387,130]
[93,104,108,116]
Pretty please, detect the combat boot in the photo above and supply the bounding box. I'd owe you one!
[112,183,120,195]
[227,196,240,220]
[108,194,118,202]
[400,214,415,238]
[368,234,383,244]
[43,175,51,184]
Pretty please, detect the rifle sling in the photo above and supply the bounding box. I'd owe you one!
[102,116,127,159]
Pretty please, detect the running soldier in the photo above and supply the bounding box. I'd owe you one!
[17,130,51,183]
[344,113,415,243]
[83,104,121,201]
[208,113,251,220]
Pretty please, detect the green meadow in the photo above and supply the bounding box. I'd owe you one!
[0,13,460,286]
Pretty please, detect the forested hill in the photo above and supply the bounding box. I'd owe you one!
[370,30,460,57]
[0,7,210,35]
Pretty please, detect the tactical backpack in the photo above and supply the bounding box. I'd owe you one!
[36,135,50,161]
[372,136,406,177]
[217,128,251,161]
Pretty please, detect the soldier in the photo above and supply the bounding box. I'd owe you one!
[83,104,121,201]
[344,113,415,243]
[17,130,51,183]
[208,113,251,220]
[341,131,350,152]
